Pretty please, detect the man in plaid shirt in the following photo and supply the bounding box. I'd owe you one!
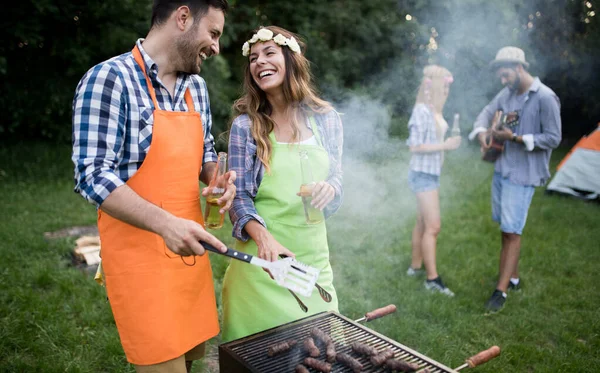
[71,1,235,371]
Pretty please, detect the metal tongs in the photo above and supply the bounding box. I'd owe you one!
[201,241,320,297]
[278,254,333,313]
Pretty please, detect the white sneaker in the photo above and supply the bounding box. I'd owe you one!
[424,277,455,297]
[406,267,425,276]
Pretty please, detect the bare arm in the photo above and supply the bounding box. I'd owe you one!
[409,140,459,153]
[101,185,227,255]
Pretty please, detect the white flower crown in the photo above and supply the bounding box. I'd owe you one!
[242,28,301,57]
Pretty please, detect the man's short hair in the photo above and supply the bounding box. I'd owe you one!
[151,0,229,28]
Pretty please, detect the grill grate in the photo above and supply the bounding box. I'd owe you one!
[219,311,457,373]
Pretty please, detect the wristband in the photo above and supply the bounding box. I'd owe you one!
[512,133,518,142]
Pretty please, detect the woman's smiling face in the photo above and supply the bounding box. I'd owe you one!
[249,41,286,94]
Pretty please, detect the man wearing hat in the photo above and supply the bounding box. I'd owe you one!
[468,46,562,313]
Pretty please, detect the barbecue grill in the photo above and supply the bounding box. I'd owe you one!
[219,309,499,373]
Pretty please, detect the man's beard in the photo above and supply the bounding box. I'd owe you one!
[508,74,521,92]
[176,31,201,74]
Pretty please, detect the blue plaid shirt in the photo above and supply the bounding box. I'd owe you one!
[72,39,218,207]
[471,78,561,186]
[228,110,344,241]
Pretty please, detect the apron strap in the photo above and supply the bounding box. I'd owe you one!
[132,45,195,113]
[132,45,159,109]
[184,89,196,113]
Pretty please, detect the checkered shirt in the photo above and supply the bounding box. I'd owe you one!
[407,104,443,175]
[228,110,344,241]
[72,39,218,207]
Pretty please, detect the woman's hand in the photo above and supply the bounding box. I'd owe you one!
[306,181,336,211]
[254,231,295,279]
[256,231,295,262]
[444,136,462,151]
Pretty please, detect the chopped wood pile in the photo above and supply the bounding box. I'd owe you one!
[73,235,101,266]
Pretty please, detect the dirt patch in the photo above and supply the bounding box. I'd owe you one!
[203,343,220,372]
[44,225,98,239]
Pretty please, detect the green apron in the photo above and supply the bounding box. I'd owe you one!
[221,117,339,342]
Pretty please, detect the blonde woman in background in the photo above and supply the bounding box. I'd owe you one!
[406,65,461,296]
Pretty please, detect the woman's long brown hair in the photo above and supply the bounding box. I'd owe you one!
[231,26,332,173]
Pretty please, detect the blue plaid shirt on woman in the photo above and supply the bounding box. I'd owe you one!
[228,109,344,241]
[72,39,218,207]
[407,103,444,175]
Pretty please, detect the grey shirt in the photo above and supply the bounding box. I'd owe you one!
[472,77,562,186]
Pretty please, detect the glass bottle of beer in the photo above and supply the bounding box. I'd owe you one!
[204,152,227,229]
[299,150,323,225]
[451,113,461,136]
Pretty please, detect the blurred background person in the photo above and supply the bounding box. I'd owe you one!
[406,65,461,297]
[469,46,561,313]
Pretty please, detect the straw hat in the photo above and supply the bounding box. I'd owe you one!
[489,46,530,69]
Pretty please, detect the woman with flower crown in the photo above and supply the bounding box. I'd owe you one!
[221,26,343,342]
[406,65,461,297]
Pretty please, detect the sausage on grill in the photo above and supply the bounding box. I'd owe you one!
[310,327,333,345]
[295,365,310,373]
[336,352,363,373]
[310,327,336,362]
[325,342,336,363]
[267,339,297,357]
[350,341,379,356]
[304,357,332,373]
[370,348,395,366]
[385,358,420,372]
[303,337,320,357]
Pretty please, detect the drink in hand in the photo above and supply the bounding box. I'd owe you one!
[451,113,461,136]
[299,183,323,225]
[299,150,323,225]
[205,189,225,229]
[204,152,227,229]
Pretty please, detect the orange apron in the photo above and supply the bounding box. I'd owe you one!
[97,45,219,365]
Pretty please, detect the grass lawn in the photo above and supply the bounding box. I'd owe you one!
[0,140,598,372]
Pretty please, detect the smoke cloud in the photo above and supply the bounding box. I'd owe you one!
[323,1,581,279]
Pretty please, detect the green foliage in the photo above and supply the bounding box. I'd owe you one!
[0,0,150,141]
[203,0,422,135]
[1,0,599,143]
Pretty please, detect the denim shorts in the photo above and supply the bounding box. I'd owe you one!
[408,169,440,193]
[492,172,535,235]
